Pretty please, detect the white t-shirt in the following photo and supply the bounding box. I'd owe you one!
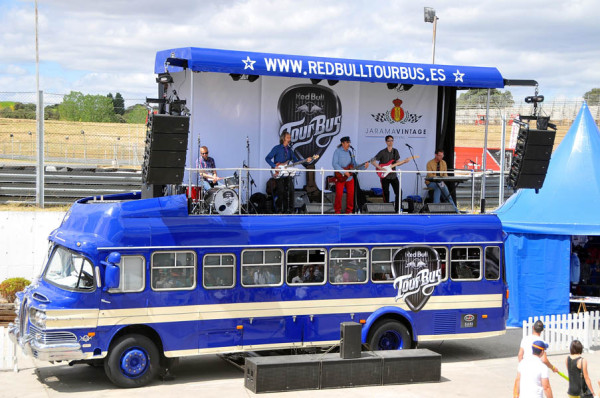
[518,355,549,398]
[520,335,547,359]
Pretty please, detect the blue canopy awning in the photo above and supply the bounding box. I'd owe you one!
[155,47,505,89]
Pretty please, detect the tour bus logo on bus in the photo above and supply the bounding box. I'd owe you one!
[391,246,442,312]
[278,84,342,164]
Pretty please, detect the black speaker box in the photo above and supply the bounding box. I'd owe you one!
[378,350,441,384]
[142,114,190,186]
[508,128,556,189]
[306,203,335,214]
[363,203,396,214]
[426,203,456,213]
[244,355,320,393]
[150,114,190,134]
[320,352,382,389]
[340,322,362,359]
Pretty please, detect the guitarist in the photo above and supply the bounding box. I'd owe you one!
[332,136,369,214]
[265,132,312,214]
[371,135,411,212]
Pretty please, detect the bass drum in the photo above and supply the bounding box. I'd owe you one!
[206,188,239,215]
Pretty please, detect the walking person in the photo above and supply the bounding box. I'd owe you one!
[566,340,597,398]
[514,340,554,398]
[518,320,558,374]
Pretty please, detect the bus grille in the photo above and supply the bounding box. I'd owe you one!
[433,313,456,335]
[29,325,78,345]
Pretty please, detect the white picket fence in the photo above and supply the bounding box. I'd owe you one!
[523,312,600,354]
[0,327,18,372]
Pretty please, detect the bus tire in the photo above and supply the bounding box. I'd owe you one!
[104,334,160,388]
[368,320,412,351]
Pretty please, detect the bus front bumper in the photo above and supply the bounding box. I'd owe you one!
[8,322,86,362]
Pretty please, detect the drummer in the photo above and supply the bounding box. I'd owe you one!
[197,146,222,191]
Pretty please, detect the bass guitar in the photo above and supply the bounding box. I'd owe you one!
[375,156,419,178]
[334,158,373,183]
[272,155,319,179]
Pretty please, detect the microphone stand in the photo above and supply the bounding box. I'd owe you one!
[350,146,360,214]
[405,145,422,194]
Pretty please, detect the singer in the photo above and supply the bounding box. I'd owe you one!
[332,136,369,214]
[371,135,413,212]
[265,132,312,214]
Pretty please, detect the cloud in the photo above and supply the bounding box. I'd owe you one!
[0,0,598,101]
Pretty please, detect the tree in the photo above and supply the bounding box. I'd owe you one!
[123,104,148,124]
[114,93,125,115]
[59,91,118,122]
[457,89,514,108]
[583,88,600,106]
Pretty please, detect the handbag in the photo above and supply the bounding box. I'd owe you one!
[580,357,594,398]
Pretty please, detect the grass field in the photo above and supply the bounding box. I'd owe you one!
[0,118,568,166]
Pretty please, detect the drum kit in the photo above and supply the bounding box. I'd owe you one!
[187,175,239,215]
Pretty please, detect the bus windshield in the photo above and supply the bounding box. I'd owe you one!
[44,246,95,291]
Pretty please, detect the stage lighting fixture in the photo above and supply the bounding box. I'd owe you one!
[310,79,322,85]
[247,75,259,82]
[156,72,173,84]
[327,80,339,86]
[525,95,544,104]
[230,74,242,81]
[387,83,398,90]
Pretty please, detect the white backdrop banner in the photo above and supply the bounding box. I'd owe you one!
[176,71,438,201]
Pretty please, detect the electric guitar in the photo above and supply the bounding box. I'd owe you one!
[271,155,319,179]
[334,158,373,183]
[375,156,419,178]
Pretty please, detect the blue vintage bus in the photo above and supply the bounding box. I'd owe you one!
[10,192,507,387]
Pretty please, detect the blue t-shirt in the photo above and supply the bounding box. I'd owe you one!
[332,146,359,182]
[265,144,299,168]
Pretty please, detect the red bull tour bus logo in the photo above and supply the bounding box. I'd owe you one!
[391,246,443,312]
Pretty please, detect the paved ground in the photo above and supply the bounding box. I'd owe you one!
[2,328,599,398]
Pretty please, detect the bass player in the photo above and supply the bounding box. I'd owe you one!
[332,136,370,214]
[371,135,416,212]
[265,132,312,214]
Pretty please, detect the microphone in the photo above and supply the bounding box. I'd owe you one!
[350,145,355,150]
[405,143,413,149]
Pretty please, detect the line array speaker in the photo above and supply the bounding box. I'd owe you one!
[508,128,556,190]
[142,114,190,186]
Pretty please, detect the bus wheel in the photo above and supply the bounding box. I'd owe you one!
[104,334,160,388]
[368,320,412,350]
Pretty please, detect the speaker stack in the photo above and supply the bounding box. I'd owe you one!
[142,114,190,197]
[508,127,556,190]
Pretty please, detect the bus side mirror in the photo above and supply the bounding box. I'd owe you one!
[101,252,121,292]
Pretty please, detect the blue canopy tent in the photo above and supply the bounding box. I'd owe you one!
[496,103,600,326]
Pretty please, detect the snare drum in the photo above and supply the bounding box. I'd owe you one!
[222,175,239,189]
[205,188,239,215]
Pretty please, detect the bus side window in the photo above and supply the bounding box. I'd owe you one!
[329,248,368,284]
[151,251,196,291]
[450,247,481,281]
[371,247,399,282]
[286,248,326,285]
[114,255,145,292]
[485,246,501,280]
[241,249,283,287]
[434,247,448,281]
[203,254,235,289]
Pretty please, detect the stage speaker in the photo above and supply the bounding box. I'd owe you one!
[244,355,320,393]
[379,350,441,385]
[363,203,396,214]
[426,203,456,213]
[306,203,335,214]
[142,114,190,185]
[508,128,556,189]
[340,322,362,359]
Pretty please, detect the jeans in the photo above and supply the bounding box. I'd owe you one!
[426,181,458,211]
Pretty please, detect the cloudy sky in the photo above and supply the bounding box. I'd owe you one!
[1,0,598,104]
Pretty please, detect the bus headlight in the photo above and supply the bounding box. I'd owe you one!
[29,308,47,329]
